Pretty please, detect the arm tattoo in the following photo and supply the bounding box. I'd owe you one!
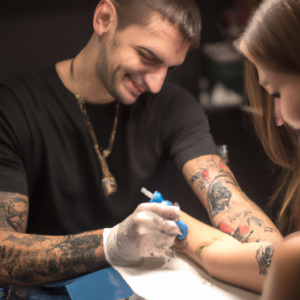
[190,169,211,186]
[189,156,279,242]
[207,179,232,218]
[195,238,220,260]
[189,157,240,218]
[0,193,104,285]
[218,211,277,243]
[0,232,103,284]
[256,243,278,276]
[0,192,28,232]
[264,227,277,234]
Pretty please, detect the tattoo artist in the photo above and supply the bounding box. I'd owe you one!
[0,0,282,293]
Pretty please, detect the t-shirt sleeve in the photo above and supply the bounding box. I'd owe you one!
[160,84,218,171]
[0,84,28,195]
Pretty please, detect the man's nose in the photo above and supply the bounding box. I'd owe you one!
[274,98,284,126]
[144,67,168,94]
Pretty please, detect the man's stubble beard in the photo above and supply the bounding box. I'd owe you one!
[96,36,129,105]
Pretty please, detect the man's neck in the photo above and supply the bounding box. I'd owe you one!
[55,40,115,105]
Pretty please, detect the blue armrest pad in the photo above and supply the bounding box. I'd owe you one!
[45,267,134,300]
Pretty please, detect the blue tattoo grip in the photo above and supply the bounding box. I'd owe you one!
[150,191,188,241]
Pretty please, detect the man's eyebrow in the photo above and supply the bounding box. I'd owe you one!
[135,46,164,64]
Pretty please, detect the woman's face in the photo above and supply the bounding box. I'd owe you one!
[240,42,300,135]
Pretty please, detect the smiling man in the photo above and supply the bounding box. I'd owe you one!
[0,0,281,288]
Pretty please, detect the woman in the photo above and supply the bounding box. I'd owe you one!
[176,1,300,298]
[238,0,300,298]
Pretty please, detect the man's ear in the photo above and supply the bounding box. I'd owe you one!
[94,0,117,36]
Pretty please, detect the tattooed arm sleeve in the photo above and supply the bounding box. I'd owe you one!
[182,155,283,243]
[0,191,106,287]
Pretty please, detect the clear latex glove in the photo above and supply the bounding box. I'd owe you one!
[103,203,181,269]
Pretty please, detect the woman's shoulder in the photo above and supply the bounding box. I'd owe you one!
[274,231,300,264]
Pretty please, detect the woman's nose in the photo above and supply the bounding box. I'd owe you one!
[274,98,284,126]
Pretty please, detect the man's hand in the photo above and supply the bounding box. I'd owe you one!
[103,203,180,268]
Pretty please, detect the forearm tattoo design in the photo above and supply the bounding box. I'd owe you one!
[217,210,277,243]
[0,192,103,284]
[189,157,239,218]
[255,243,278,276]
[189,157,277,242]
[0,192,28,232]
[207,175,237,218]
[190,169,211,190]
[0,233,103,284]
[195,238,220,260]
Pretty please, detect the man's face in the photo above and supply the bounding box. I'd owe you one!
[96,12,191,105]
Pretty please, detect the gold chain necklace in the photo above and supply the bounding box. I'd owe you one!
[70,59,119,198]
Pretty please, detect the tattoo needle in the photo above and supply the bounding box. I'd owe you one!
[141,187,154,199]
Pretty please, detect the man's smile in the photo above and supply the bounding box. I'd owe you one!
[126,74,146,96]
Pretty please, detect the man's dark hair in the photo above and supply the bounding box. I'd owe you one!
[111,0,201,49]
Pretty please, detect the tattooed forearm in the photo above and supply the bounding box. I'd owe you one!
[264,227,277,234]
[190,169,211,186]
[207,178,232,218]
[0,231,104,285]
[0,192,106,286]
[0,192,28,232]
[218,211,277,243]
[256,243,279,276]
[187,156,281,243]
[189,157,241,218]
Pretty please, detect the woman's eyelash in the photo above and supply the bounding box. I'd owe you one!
[271,92,281,98]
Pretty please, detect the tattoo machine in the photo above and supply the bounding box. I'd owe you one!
[218,144,228,163]
[141,188,188,242]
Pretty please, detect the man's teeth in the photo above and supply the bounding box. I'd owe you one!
[131,76,143,86]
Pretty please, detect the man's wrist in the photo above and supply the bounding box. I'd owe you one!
[103,227,112,264]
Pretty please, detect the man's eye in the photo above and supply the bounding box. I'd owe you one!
[139,51,155,61]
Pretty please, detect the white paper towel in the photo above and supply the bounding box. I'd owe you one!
[113,254,260,300]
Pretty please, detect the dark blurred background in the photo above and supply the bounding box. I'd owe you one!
[0,0,280,225]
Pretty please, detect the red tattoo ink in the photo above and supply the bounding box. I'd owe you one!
[219,222,235,234]
[202,170,210,180]
[238,225,250,235]
[218,160,227,171]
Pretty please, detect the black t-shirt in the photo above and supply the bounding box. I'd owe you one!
[0,68,217,235]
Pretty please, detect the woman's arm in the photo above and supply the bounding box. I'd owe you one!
[261,232,300,300]
[176,211,282,293]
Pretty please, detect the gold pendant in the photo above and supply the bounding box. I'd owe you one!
[102,150,110,159]
[102,175,117,198]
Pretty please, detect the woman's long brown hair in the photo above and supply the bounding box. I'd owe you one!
[242,0,300,235]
